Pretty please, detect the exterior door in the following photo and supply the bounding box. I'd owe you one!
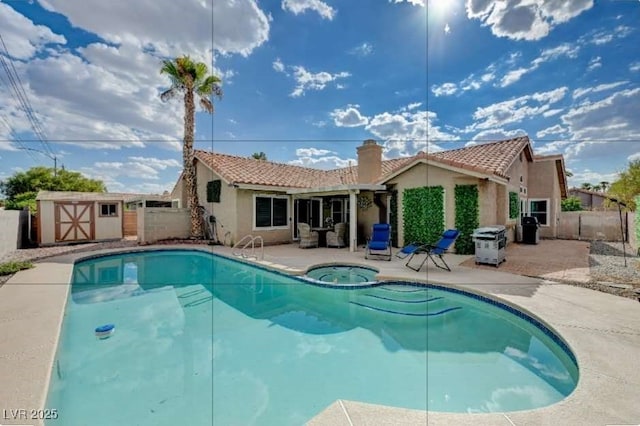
[55,202,95,242]
[293,198,322,239]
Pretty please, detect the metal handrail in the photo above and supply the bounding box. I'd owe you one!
[231,234,264,260]
[232,235,254,257]
[252,236,264,260]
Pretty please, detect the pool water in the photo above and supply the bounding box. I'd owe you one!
[46,250,578,425]
[305,265,377,283]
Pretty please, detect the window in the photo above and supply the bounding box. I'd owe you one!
[529,199,549,226]
[254,196,288,229]
[331,199,349,224]
[99,203,118,217]
[207,180,221,203]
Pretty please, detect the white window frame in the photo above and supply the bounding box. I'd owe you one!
[253,194,289,231]
[528,198,550,227]
[330,198,349,224]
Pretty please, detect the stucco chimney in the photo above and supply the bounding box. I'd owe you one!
[357,139,382,184]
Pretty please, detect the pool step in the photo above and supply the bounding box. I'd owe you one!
[351,291,461,317]
[349,301,462,317]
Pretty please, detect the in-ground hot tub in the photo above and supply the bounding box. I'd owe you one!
[305,265,378,284]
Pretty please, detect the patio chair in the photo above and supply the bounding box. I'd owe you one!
[298,223,319,249]
[326,222,346,248]
[365,223,392,261]
[395,242,424,259]
[406,229,460,272]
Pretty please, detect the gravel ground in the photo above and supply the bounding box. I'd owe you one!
[579,240,640,300]
[2,238,639,300]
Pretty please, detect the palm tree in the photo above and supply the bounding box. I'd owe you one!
[160,56,222,238]
[252,152,267,161]
[599,181,609,192]
[580,182,592,191]
[592,184,602,192]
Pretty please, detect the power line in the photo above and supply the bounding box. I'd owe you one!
[0,32,57,167]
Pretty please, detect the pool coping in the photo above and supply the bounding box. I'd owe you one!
[1,244,639,425]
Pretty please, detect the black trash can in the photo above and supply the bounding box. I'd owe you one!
[521,216,539,244]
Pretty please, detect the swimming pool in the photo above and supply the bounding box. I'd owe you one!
[46,249,578,425]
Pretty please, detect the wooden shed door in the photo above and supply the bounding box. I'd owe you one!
[55,202,95,242]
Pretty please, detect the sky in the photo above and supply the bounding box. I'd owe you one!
[0,0,639,195]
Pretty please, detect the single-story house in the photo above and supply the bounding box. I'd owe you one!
[171,136,568,252]
[568,187,618,211]
[35,191,170,245]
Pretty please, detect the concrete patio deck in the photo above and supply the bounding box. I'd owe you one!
[0,243,639,426]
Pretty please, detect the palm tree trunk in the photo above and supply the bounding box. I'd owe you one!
[183,87,203,238]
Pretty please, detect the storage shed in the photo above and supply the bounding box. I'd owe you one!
[36,191,126,246]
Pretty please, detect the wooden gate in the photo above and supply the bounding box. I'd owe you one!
[54,202,95,242]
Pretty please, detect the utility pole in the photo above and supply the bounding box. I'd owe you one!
[18,146,57,175]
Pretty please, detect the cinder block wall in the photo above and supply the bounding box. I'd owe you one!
[137,208,190,244]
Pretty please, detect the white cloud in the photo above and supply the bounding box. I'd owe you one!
[572,81,628,99]
[281,0,336,20]
[0,2,270,156]
[587,56,601,72]
[543,108,563,118]
[330,106,369,127]
[288,147,352,169]
[364,110,457,158]
[628,152,640,162]
[471,128,527,142]
[296,148,334,157]
[469,87,568,130]
[630,62,640,73]
[0,2,66,60]
[466,0,593,41]
[391,0,426,6]
[561,88,640,142]
[39,0,270,57]
[348,42,373,57]
[3,50,182,151]
[273,58,286,73]
[499,43,579,87]
[536,125,566,139]
[289,66,350,97]
[127,156,181,169]
[431,82,458,97]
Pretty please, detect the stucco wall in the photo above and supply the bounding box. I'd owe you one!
[137,207,190,244]
[196,162,237,245]
[386,162,478,247]
[39,200,55,245]
[235,189,292,245]
[356,191,380,244]
[528,160,560,238]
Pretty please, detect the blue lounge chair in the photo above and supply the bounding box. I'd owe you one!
[365,223,392,261]
[395,242,423,259]
[406,229,460,272]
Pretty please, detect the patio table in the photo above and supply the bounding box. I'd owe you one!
[312,227,332,247]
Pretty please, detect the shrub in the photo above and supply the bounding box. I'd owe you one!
[403,186,444,245]
[0,261,34,276]
[561,196,582,212]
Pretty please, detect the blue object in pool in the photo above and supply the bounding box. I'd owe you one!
[95,324,115,339]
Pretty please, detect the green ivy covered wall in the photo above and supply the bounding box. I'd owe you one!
[402,186,444,245]
[454,185,479,255]
[509,191,519,219]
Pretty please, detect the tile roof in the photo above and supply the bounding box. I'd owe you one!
[194,136,535,188]
[36,191,170,201]
[428,136,531,179]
